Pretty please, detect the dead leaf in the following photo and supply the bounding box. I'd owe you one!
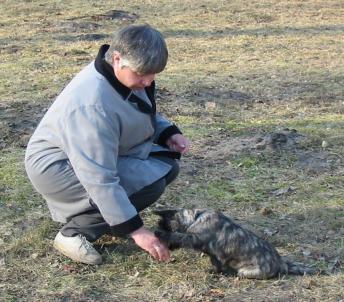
[63,264,79,273]
[208,288,225,298]
[302,279,317,289]
[182,288,196,299]
[260,207,273,215]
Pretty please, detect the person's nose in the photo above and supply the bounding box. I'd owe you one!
[142,74,155,87]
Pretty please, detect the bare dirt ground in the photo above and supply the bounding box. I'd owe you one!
[0,1,343,301]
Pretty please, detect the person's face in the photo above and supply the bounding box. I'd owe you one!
[112,53,156,90]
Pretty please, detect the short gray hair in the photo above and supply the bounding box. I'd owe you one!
[105,24,168,74]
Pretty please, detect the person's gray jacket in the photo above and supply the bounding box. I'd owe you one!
[25,45,181,234]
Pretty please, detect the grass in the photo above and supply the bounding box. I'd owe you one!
[1,0,344,301]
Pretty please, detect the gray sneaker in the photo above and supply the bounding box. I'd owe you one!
[53,232,102,265]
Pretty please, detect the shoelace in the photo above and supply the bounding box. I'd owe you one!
[78,235,94,252]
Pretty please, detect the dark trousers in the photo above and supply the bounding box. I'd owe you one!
[60,156,179,241]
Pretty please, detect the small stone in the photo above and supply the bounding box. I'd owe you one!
[31,253,39,259]
[302,250,312,257]
[272,186,296,196]
[129,271,139,279]
[321,140,328,149]
[205,101,216,110]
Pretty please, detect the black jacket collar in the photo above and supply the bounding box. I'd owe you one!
[94,44,156,114]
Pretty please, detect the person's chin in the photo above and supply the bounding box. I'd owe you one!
[131,85,145,90]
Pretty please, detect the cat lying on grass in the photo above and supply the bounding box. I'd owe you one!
[154,208,320,279]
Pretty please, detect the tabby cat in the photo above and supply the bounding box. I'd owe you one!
[154,208,318,279]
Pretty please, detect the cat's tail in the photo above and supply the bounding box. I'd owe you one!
[280,258,320,276]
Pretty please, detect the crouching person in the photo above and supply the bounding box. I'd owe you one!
[24,24,190,265]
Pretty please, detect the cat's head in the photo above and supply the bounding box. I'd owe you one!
[154,208,206,232]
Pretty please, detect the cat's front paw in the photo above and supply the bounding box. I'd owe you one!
[158,219,171,231]
[154,229,171,242]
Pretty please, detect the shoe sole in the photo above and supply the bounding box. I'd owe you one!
[53,241,102,265]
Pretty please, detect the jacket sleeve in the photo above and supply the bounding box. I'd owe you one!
[154,113,182,146]
[60,104,143,236]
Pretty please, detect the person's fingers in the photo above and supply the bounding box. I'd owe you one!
[149,247,159,260]
[159,245,170,262]
[180,144,189,153]
[168,143,176,151]
[178,144,189,154]
[177,138,190,153]
[154,245,163,261]
[154,244,170,262]
[167,136,190,154]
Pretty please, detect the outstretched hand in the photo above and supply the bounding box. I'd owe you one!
[130,226,170,262]
[166,134,190,154]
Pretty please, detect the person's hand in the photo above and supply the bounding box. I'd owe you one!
[130,226,170,262]
[166,134,190,154]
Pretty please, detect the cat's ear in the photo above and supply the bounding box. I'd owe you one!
[153,209,178,217]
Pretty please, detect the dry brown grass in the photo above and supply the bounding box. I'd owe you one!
[0,0,343,301]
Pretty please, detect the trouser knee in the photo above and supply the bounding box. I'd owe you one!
[165,159,179,185]
[129,177,166,211]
